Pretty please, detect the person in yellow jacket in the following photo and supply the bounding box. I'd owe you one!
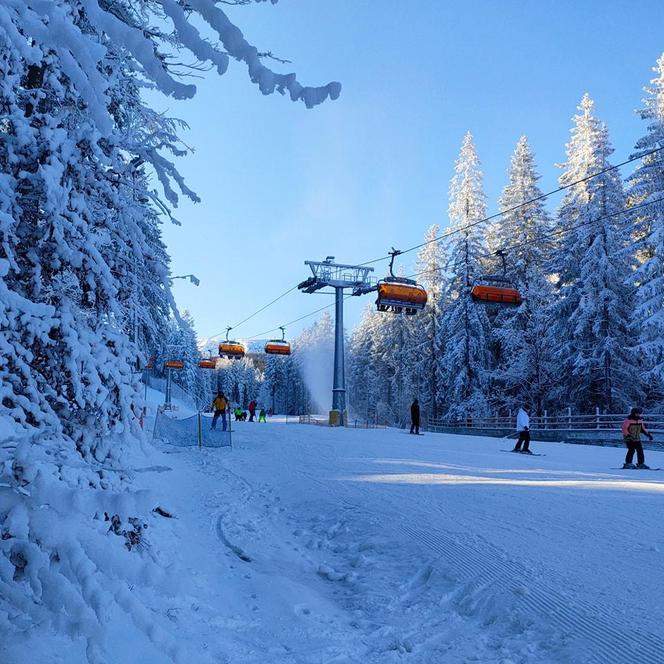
[211,392,228,431]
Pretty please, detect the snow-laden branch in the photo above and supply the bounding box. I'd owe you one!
[4,0,340,113]
[187,0,341,108]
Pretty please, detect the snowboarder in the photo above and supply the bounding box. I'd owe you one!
[513,406,532,454]
[248,399,257,422]
[211,392,228,431]
[410,399,420,435]
[258,408,267,423]
[621,407,653,469]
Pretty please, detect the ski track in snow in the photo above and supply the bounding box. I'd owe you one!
[55,414,663,664]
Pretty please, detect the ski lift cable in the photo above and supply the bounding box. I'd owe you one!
[207,284,300,340]
[246,295,353,341]
[243,194,664,342]
[356,145,664,267]
[208,147,663,341]
[404,195,664,281]
[477,195,664,266]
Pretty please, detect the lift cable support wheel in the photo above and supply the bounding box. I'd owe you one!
[298,257,375,426]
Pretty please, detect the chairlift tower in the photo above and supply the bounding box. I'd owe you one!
[298,257,374,426]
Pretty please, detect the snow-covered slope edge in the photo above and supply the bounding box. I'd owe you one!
[0,415,195,663]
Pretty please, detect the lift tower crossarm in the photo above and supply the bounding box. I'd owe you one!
[301,259,374,292]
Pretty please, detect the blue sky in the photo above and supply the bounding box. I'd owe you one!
[159,0,664,343]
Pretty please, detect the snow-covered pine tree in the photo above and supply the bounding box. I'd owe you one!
[438,133,492,420]
[413,225,446,418]
[348,304,380,421]
[0,1,340,657]
[1,0,340,438]
[627,54,664,404]
[285,354,312,415]
[217,356,260,408]
[262,354,287,413]
[166,311,210,407]
[490,136,556,415]
[548,95,639,413]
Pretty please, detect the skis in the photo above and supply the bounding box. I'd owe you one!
[500,449,546,457]
[611,467,662,471]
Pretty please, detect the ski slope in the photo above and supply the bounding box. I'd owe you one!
[7,420,664,663]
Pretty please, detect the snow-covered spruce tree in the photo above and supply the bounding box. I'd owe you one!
[348,304,381,421]
[262,354,287,413]
[218,356,261,408]
[627,54,664,406]
[413,225,446,419]
[547,95,638,413]
[490,136,556,415]
[165,311,210,407]
[347,297,412,426]
[260,351,310,415]
[438,132,492,420]
[0,2,339,660]
[285,353,313,415]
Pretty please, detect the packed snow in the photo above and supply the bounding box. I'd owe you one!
[5,416,663,663]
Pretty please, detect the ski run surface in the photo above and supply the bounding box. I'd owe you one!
[6,416,664,663]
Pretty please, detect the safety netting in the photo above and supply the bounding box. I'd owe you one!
[153,409,232,448]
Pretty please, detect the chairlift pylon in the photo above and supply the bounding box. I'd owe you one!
[265,326,291,355]
[375,248,427,315]
[218,327,245,360]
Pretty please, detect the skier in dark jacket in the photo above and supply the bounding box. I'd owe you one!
[248,399,257,422]
[621,407,653,469]
[410,399,420,435]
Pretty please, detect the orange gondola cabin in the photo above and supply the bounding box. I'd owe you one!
[470,282,522,306]
[219,340,245,360]
[164,359,184,370]
[471,250,522,306]
[265,340,291,355]
[265,327,291,355]
[375,249,428,315]
[376,279,428,314]
[198,358,217,369]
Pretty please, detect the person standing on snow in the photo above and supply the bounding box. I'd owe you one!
[211,392,228,431]
[248,399,257,422]
[258,408,267,423]
[621,407,653,469]
[410,399,420,435]
[512,406,532,454]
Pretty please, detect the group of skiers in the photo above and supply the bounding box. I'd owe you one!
[210,393,268,431]
[510,405,654,468]
[409,399,656,469]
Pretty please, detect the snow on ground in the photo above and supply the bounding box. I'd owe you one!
[6,419,664,663]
